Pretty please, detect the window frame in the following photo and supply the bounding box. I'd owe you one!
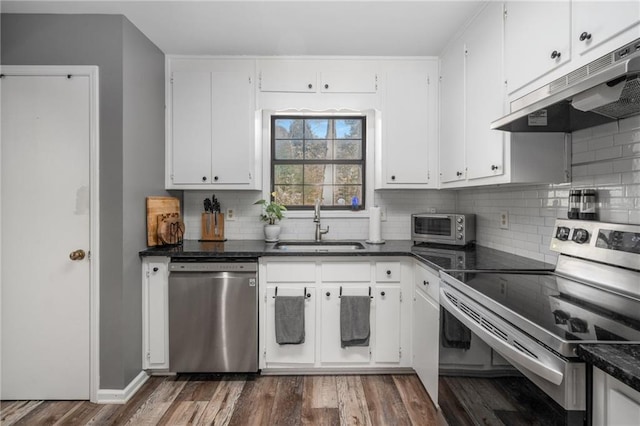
[270,115,367,211]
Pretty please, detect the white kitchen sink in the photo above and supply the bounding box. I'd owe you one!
[272,241,366,251]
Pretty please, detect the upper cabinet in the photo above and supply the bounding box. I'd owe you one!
[376,60,439,188]
[504,1,571,96]
[167,58,260,190]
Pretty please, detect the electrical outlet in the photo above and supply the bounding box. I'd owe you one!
[226,208,236,221]
[429,207,436,213]
[499,211,509,229]
[379,207,387,221]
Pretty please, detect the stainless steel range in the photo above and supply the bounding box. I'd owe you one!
[439,219,640,425]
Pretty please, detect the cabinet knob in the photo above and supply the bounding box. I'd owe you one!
[550,50,561,59]
[456,171,463,177]
[381,291,386,296]
[306,293,311,298]
[202,176,207,182]
[491,165,499,171]
[386,270,391,275]
[324,83,329,89]
[391,175,396,180]
[423,280,429,286]
[153,267,159,272]
[308,83,313,89]
[213,176,219,181]
[326,291,331,297]
[579,32,592,42]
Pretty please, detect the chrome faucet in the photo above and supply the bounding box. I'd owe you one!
[314,199,329,241]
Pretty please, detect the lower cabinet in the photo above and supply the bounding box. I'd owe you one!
[593,367,640,426]
[260,257,412,371]
[142,256,170,370]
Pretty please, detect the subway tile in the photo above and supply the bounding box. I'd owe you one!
[573,151,595,164]
[621,142,640,157]
[614,129,640,145]
[619,115,640,132]
[595,146,622,161]
[591,121,619,138]
[588,135,615,151]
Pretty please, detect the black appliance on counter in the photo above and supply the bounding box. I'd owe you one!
[437,219,640,425]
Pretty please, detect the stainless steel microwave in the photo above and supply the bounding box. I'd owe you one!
[411,213,475,246]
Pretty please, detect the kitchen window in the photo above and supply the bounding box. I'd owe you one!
[271,116,365,210]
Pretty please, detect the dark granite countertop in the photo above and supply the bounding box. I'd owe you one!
[139,239,553,272]
[577,344,640,393]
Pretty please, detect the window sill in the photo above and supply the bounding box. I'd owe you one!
[284,209,372,220]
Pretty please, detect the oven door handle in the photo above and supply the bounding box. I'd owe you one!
[440,288,564,386]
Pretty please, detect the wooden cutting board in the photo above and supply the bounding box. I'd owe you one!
[146,196,180,246]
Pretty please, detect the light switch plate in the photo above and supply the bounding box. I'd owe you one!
[499,211,509,229]
[379,207,387,221]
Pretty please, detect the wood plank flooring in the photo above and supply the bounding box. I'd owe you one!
[1,374,568,426]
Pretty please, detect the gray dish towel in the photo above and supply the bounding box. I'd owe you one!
[275,296,305,345]
[441,309,471,350]
[340,295,371,347]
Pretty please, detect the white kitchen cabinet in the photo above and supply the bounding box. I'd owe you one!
[413,289,440,406]
[439,35,466,184]
[573,2,640,59]
[142,257,170,370]
[258,59,377,94]
[593,367,640,426]
[374,285,401,363]
[264,286,316,365]
[439,2,570,189]
[376,60,438,188]
[167,58,259,189]
[504,1,571,96]
[320,285,371,364]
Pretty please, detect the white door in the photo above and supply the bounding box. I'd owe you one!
[1,71,92,399]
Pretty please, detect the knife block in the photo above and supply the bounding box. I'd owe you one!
[200,212,226,241]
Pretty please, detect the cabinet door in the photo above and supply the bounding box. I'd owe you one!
[211,71,255,185]
[374,286,401,363]
[593,367,640,426]
[265,286,316,365]
[413,289,439,406]
[320,285,370,363]
[143,259,169,370]
[384,62,434,185]
[573,2,640,57]
[171,71,212,185]
[504,1,570,95]
[439,37,466,184]
[319,70,378,93]
[465,2,505,181]
[259,60,317,92]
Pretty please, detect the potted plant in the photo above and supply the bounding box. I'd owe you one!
[254,192,287,242]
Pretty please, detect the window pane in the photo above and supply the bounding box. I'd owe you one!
[306,119,329,139]
[303,185,324,205]
[305,140,333,160]
[274,118,304,138]
[275,185,303,206]
[334,186,362,206]
[304,164,332,185]
[335,140,362,160]
[335,119,362,139]
[275,139,303,160]
[274,164,303,185]
[335,164,362,184]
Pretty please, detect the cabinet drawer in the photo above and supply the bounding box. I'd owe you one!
[375,262,401,282]
[266,262,315,282]
[415,263,439,303]
[321,262,371,282]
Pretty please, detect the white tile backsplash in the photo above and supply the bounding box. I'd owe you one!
[182,117,639,265]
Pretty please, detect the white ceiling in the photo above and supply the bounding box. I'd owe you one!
[2,0,485,56]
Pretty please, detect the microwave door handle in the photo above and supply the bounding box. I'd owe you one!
[439,288,564,386]
[421,215,450,219]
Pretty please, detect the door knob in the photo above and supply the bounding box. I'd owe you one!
[69,249,86,261]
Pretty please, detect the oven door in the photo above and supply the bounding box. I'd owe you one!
[440,282,586,412]
[412,215,456,244]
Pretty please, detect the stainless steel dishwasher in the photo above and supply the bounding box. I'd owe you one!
[168,259,258,373]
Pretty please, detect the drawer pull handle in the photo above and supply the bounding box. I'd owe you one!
[423,280,429,286]
[326,291,331,297]
[381,291,386,296]
[153,267,159,272]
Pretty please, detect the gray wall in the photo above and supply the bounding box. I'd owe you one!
[1,14,166,389]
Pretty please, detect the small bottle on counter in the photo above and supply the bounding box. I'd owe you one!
[579,189,597,220]
[568,189,581,219]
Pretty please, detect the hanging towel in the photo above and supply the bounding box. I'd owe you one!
[340,295,371,347]
[275,296,305,345]
[441,309,471,350]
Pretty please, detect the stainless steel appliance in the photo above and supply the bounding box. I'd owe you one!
[412,213,475,246]
[492,37,640,132]
[439,219,640,425]
[168,260,258,373]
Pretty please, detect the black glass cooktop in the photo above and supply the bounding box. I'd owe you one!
[445,271,640,345]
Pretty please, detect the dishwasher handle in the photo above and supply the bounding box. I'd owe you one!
[169,261,257,273]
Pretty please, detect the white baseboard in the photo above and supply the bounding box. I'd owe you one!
[96,370,149,404]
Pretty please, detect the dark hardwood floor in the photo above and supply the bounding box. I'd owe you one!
[1,374,567,425]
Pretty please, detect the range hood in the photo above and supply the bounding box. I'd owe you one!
[492,37,640,133]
